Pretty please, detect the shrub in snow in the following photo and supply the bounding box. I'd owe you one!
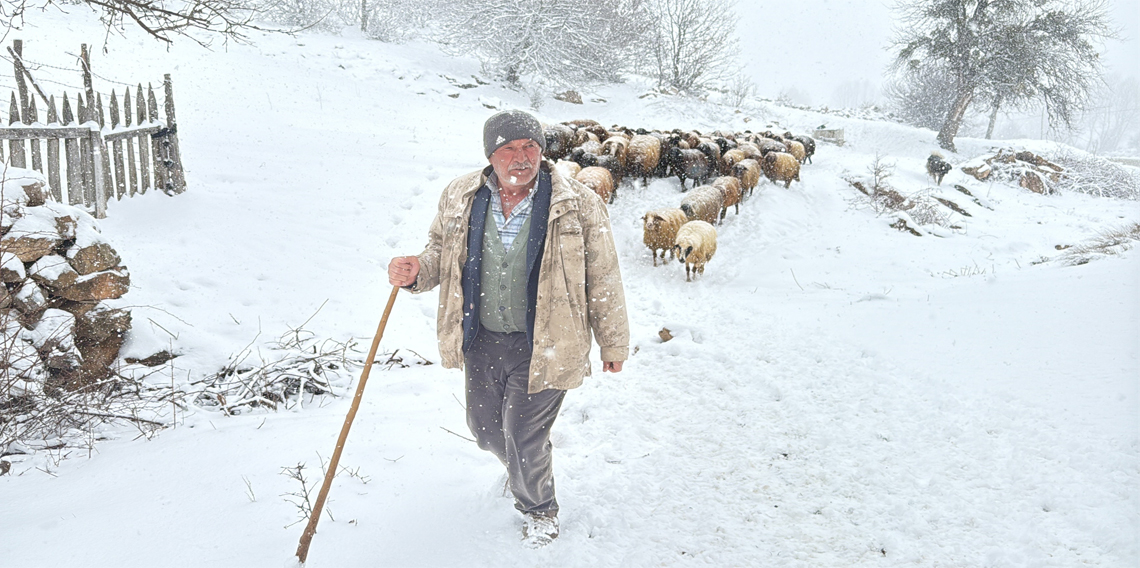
[1049,150,1140,200]
[1055,223,1140,266]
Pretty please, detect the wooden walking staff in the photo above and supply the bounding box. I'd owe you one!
[295,285,401,565]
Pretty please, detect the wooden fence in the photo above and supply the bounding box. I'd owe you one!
[0,41,185,218]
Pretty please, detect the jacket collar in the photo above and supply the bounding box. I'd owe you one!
[479,160,577,214]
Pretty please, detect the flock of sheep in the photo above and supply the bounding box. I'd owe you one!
[542,119,817,281]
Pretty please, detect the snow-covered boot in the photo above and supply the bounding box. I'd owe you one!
[522,513,559,548]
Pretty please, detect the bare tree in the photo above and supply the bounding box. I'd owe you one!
[884,59,957,130]
[649,0,738,93]
[890,0,1116,152]
[2,0,260,45]
[434,0,652,88]
[1070,75,1140,155]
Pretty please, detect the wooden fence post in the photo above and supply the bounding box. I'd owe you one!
[8,93,25,168]
[163,74,186,194]
[123,88,138,196]
[77,92,95,208]
[136,84,150,193]
[109,90,125,199]
[94,92,113,201]
[27,94,42,173]
[46,96,62,202]
[90,128,108,218]
[147,84,170,193]
[62,93,82,206]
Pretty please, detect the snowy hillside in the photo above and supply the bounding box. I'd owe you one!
[1,12,1137,568]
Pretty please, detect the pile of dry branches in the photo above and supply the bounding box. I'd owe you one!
[188,328,366,415]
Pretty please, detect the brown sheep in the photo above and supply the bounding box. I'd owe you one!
[627,135,662,185]
[554,159,582,179]
[711,176,742,220]
[736,142,765,162]
[673,220,718,282]
[641,207,688,266]
[721,148,747,175]
[784,132,816,164]
[680,185,725,225]
[732,158,762,197]
[564,119,600,129]
[762,152,801,188]
[782,139,806,163]
[575,166,615,204]
[584,124,608,142]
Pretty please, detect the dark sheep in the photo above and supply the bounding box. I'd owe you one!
[667,147,712,191]
[543,124,575,161]
[927,152,952,185]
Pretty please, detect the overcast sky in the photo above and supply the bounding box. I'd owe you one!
[737,0,1140,108]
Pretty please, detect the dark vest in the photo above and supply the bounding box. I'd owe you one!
[461,167,552,352]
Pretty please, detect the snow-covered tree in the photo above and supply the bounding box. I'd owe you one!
[890,0,1115,151]
[434,0,652,87]
[648,0,738,93]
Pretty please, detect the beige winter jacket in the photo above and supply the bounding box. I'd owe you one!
[411,161,629,393]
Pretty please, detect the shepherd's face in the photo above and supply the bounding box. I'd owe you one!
[490,139,543,189]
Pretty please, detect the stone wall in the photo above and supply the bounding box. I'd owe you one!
[1,170,131,397]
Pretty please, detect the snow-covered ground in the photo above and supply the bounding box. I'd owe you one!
[1,12,1138,567]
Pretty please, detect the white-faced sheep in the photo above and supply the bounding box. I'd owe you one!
[601,135,630,171]
[626,135,662,185]
[575,166,615,204]
[732,158,762,196]
[762,152,801,188]
[642,207,688,266]
[680,185,726,225]
[673,220,718,282]
[927,152,952,185]
[711,176,743,220]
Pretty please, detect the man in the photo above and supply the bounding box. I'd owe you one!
[388,110,629,547]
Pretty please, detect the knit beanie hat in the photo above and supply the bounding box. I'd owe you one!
[483,110,547,158]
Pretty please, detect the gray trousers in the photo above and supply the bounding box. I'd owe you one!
[464,329,566,517]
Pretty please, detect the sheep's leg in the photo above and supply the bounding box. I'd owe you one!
[685,263,692,282]
[734,203,740,215]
